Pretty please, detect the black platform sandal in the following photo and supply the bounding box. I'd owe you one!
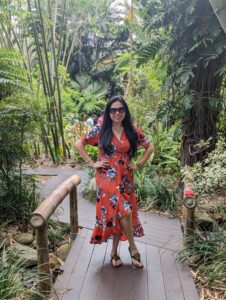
[128,247,143,268]
[111,253,122,268]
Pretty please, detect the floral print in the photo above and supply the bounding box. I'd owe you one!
[80,125,150,244]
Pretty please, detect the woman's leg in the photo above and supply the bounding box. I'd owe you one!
[120,210,143,267]
[111,233,122,267]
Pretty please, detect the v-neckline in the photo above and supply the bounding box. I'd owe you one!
[112,128,124,143]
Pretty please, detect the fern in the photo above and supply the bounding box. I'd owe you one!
[0,49,29,98]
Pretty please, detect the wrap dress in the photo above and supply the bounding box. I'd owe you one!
[80,124,150,244]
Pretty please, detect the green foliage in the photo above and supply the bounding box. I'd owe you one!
[0,252,26,299]
[0,49,29,99]
[71,74,107,114]
[146,123,181,175]
[61,86,79,117]
[177,228,226,283]
[0,173,40,223]
[114,52,135,77]
[0,94,41,223]
[66,0,129,94]
[136,39,163,68]
[183,140,226,194]
[83,188,96,203]
[48,220,70,246]
[135,167,180,214]
[85,145,98,162]
[74,145,98,168]
[0,248,40,299]
[140,0,226,165]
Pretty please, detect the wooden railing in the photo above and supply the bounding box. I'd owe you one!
[30,175,81,296]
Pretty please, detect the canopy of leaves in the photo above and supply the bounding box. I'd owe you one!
[140,0,226,119]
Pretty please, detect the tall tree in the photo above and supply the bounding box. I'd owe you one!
[140,0,226,165]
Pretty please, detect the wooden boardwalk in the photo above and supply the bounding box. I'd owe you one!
[33,167,199,300]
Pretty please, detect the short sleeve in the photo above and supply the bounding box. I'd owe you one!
[80,124,101,146]
[136,127,150,148]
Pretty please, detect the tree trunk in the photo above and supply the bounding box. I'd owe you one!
[181,55,225,166]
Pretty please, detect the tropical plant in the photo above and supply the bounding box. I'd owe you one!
[182,139,226,194]
[72,74,107,114]
[135,165,180,214]
[0,0,80,161]
[0,50,29,99]
[140,0,226,165]
[0,45,41,226]
[177,228,226,284]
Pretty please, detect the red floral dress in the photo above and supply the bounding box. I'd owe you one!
[80,124,150,244]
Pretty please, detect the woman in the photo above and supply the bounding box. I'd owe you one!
[75,96,154,268]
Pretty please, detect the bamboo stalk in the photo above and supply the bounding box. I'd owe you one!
[30,175,81,228]
[35,0,60,153]
[184,206,195,236]
[47,0,67,158]
[30,175,81,295]
[56,0,67,68]
[70,186,78,240]
[36,225,51,295]
[35,0,54,97]
[26,0,50,96]
[41,122,56,163]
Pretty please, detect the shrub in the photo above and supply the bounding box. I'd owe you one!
[0,98,40,224]
[135,166,181,214]
[177,228,226,284]
[0,173,40,224]
[183,139,226,194]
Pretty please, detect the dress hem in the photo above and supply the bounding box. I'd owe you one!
[90,232,144,244]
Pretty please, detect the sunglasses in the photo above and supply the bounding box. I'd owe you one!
[109,107,126,114]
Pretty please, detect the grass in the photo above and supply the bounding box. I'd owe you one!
[177,228,226,284]
[135,171,181,215]
[0,248,41,299]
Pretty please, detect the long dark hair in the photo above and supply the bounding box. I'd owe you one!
[100,95,138,157]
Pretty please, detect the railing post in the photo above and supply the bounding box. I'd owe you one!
[30,175,81,295]
[36,225,51,295]
[70,186,78,240]
[183,182,196,238]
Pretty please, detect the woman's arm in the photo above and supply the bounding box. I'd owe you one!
[128,143,154,170]
[75,139,108,169]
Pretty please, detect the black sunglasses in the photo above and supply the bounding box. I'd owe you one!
[109,107,126,114]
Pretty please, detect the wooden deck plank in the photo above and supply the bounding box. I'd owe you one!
[131,242,149,300]
[142,220,182,233]
[136,236,181,252]
[95,239,117,300]
[78,242,107,300]
[113,241,132,300]
[146,244,166,300]
[140,211,182,228]
[160,249,185,300]
[61,230,94,300]
[176,260,199,300]
[52,228,87,299]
